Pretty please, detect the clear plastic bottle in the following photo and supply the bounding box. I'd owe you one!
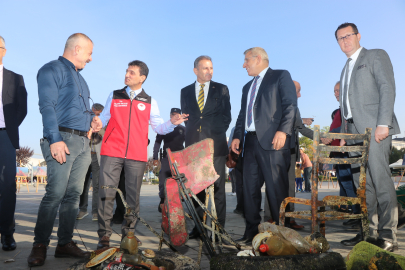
[120,231,139,255]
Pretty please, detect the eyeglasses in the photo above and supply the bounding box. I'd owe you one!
[337,33,358,43]
[244,55,257,63]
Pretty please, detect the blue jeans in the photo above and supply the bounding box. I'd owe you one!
[335,159,360,214]
[34,132,91,246]
[303,167,312,191]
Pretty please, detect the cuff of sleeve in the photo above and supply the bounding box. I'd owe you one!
[377,125,388,127]
[48,132,63,145]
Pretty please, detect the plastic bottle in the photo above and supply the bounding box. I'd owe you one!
[120,231,139,255]
[114,252,142,265]
[259,235,299,256]
[259,222,317,254]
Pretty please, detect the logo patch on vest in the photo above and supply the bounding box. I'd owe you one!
[138,103,146,111]
[114,101,128,107]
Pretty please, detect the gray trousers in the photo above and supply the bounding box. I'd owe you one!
[98,155,146,238]
[79,153,100,214]
[0,130,16,236]
[347,122,398,243]
[264,152,295,221]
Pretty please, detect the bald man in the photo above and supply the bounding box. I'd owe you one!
[28,33,100,267]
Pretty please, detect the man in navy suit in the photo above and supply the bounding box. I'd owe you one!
[232,47,297,244]
[0,35,28,251]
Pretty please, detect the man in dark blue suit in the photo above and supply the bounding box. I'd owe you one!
[231,47,297,244]
[0,35,28,251]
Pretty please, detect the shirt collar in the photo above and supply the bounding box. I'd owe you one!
[348,47,363,61]
[257,66,269,79]
[58,56,81,72]
[126,86,142,96]
[195,80,210,88]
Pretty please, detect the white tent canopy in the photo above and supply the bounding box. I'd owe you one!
[390,159,405,169]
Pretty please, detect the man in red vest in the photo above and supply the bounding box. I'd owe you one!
[93,60,187,249]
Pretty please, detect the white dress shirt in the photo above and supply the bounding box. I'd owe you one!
[99,86,176,135]
[245,66,269,131]
[342,47,362,120]
[195,80,210,107]
[0,64,4,128]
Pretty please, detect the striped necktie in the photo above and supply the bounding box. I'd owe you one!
[130,90,135,101]
[198,84,205,112]
[342,58,352,118]
[247,76,260,127]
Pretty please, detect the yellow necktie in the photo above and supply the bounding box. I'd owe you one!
[198,84,205,113]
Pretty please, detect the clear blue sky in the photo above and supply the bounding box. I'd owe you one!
[2,1,405,157]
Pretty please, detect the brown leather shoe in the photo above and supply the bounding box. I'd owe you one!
[27,243,47,267]
[97,236,110,250]
[289,220,305,230]
[54,241,90,258]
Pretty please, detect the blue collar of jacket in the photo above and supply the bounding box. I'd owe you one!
[58,56,82,72]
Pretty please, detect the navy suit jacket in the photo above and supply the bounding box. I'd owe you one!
[2,68,27,149]
[233,68,297,152]
[181,80,231,157]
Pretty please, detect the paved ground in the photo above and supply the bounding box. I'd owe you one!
[1,182,405,269]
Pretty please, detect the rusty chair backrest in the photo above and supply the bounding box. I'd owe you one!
[310,125,371,201]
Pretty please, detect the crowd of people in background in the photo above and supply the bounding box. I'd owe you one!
[0,21,404,268]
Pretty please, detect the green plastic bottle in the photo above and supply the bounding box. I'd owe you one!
[120,231,138,255]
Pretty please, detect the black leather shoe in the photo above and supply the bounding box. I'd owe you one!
[341,233,363,246]
[188,227,200,239]
[367,238,397,252]
[343,219,361,226]
[233,209,244,216]
[235,236,247,242]
[1,235,16,251]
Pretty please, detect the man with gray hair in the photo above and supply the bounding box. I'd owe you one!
[181,55,231,240]
[77,103,105,221]
[28,33,101,267]
[232,47,297,244]
[0,35,27,252]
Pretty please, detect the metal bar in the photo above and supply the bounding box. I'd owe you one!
[318,157,363,164]
[318,145,366,152]
[101,185,178,253]
[311,126,320,234]
[320,132,368,140]
[171,163,216,258]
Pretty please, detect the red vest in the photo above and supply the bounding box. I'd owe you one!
[101,88,151,162]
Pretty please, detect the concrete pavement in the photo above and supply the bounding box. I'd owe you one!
[1,183,404,269]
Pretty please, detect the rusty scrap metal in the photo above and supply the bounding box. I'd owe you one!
[279,125,372,239]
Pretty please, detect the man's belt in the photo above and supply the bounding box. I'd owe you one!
[246,131,257,135]
[59,126,88,137]
[91,151,97,155]
[346,118,354,123]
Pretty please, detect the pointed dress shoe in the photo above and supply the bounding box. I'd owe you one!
[27,243,47,267]
[97,235,110,249]
[367,238,398,252]
[54,241,90,258]
[1,235,16,251]
[188,227,201,239]
[341,233,363,246]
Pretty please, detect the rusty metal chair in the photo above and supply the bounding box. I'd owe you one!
[279,125,371,240]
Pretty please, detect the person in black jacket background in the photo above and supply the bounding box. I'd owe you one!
[181,55,231,239]
[0,35,28,251]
